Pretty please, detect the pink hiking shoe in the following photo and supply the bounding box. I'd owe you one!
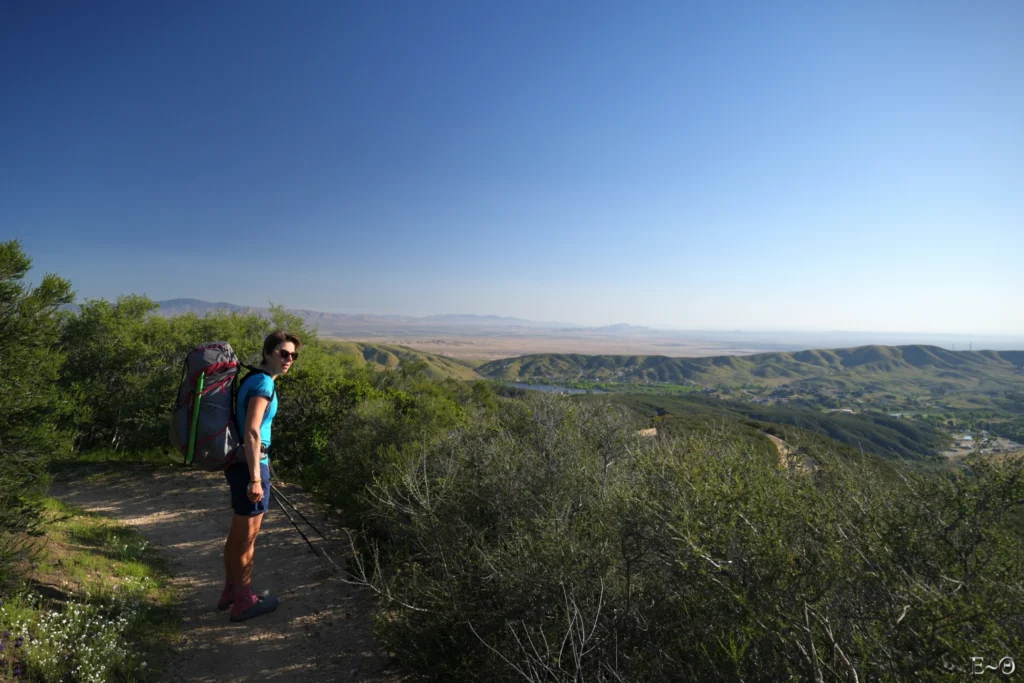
[229,587,279,622]
[218,582,270,610]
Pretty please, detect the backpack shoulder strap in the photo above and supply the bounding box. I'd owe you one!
[238,365,276,403]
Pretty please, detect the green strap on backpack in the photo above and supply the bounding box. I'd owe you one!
[170,341,277,471]
[186,371,206,467]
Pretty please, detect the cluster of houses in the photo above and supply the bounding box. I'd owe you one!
[947,431,1023,455]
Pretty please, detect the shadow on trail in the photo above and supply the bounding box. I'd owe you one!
[50,462,405,683]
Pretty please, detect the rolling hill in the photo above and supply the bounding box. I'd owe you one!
[320,340,482,381]
[477,345,1024,391]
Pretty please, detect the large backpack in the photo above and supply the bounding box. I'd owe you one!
[169,341,275,471]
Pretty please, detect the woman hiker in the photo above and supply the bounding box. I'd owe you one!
[220,331,301,621]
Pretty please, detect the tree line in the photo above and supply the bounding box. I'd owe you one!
[2,239,1022,682]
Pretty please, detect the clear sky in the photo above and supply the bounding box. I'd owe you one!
[2,1,1021,334]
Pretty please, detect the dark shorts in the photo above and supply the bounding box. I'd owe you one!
[225,461,271,516]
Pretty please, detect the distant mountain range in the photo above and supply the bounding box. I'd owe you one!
[80,296,1024,392]
[156,298,254,314]
[153,300,860,341]
[422,313,580,328]
[154,299,585,333]
[148,299,1024,353]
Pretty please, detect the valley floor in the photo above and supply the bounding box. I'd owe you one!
[338,334,782,361]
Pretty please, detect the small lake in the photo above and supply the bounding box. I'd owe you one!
[505,382,606,395]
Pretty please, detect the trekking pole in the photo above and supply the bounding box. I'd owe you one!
[272,490,342,573]
[267,463,341,572]
[186,372,205,466]
[272,483,329,541]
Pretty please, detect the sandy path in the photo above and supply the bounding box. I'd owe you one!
[761,432,819,475]
[50,464,407,683]
[762,432,791,468]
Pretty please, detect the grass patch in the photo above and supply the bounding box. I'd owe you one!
[0,497,178,682]
[48,448,184,488]
[53,446,181,467]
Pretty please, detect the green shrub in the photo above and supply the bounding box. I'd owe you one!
[58,296,293,453]
[272,364,481,525]
[6,240,1019,681]
[0,241,75,589]
[351,394,1024,682]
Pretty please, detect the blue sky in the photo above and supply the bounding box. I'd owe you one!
[2,1,1021,334]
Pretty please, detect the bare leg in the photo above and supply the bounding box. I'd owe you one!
[227,513,265,590]
[223,515,235,584]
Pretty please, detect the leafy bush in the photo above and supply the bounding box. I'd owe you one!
[350,394,1024,682]
[58,296,294,453]
[988,416,1024,444]
[5,241,1020,681]
[272,363,487,525]
[0,241,75,588]
[602,394,950,461]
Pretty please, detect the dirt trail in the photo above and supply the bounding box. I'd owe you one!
[762,432,792,468]
[50,464,407,683]
[761,432,818,475]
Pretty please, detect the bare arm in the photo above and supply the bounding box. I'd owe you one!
[245,395,269,484]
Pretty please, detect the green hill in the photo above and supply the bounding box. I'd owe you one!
[322,340,482,381]
[478,345,1024,392]
[588,393,950,462]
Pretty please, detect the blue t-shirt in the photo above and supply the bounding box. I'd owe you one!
[236,372,277,464]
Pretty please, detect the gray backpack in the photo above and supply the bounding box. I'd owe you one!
[169,341,275,470]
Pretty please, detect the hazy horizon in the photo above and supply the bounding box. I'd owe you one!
[3,2,1022,335]
[142,298,1024,349]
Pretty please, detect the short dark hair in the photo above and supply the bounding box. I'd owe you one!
[262,330,301,364]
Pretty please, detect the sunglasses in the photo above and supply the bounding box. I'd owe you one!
[277,349,299,362]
